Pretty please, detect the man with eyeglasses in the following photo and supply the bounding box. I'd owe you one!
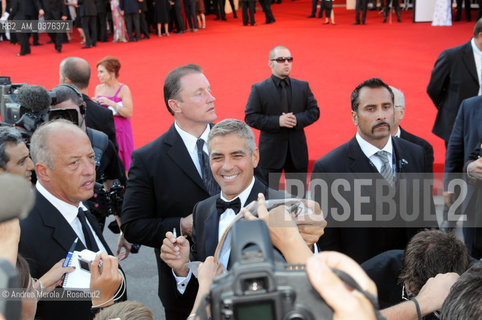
[245,45,319,194]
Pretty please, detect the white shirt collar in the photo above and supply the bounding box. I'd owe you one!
[471,38,482,56]
[394,127,401,138]
[36,181,87,225]
[174,121,210,154]
[355,132,393,158]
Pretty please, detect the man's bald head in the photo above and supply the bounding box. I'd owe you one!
[59,57,91,90]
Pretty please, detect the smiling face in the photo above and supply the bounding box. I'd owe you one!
[1,142,34,181]
[209,133,259,200]
[352,86,395,149]
[39,128,96,205]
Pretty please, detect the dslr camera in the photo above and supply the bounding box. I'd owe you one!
[200,220,333,320]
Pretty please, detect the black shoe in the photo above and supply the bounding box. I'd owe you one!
[397,18,401,22]
[362,21,366,25]
[221,17,227,21]
[454,16,461,22]
[353,21,360,25]
[33,42,42,46]
[81,45,92,48]
[383,17,387,23]
[307,15,315,18]
[175,30,184,34]
[214,16,220,20]
[16,52,30,56]
[56,47,62,53]
[128,39,134,42]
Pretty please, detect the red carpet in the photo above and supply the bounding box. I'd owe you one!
[0,2,475,171]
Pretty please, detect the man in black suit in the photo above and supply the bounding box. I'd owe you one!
[427,19,482,146]
[120,0,140,41]
[444,95,482,258]
[10,0,43,55]
[41,0,68,52]
[245,45,319,193]
[96,0,108,42]
[160,119,324,299]
[311,78,427,264]
[390,86,434,173]
[121,64,219,320]
[78,0,97,48]
[59,57,118,152]
[353,0,368,24]
[18,120,122,320]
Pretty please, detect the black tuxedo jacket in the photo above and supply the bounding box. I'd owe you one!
[19,190,115,320]
[120,0,140,14]
[83,94,118,152]
[427,40,479,141]
[311,136,426,263]
[78,0,97,16]
[245,76,319,170]
[399,127,434,173]
[121,123,212,316]
[10,0,41,19]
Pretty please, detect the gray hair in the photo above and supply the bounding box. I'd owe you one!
[0,127,23,170]
[30,119,82,169]
[208,119,256,155]
[51,84,84,107]
[269,45,289,60]
[390,86,405,109]
[163,64,203,115]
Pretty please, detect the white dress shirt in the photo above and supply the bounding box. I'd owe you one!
[174,121,210,177]
[355,132,394,174]
[36,182,107,253]
[471,38,482,96]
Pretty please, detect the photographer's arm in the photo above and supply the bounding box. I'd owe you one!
[381,273,459,320]
[38,259,75,294]
[243,193,313,264]
[0,219,20,266]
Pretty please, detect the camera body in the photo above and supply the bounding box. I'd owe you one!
[78,249,101,273]
[207,220,333,320]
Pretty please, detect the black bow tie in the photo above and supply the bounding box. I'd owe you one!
[216,197,241,215]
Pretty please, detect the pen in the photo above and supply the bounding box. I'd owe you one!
[63,237,78,268]
[173,228,177,247]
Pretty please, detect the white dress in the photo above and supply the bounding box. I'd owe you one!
[432,0,452,26]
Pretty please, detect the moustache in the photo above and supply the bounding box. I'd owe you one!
[371,122,390,133]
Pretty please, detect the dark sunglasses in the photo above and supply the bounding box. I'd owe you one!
[271,56,294,63]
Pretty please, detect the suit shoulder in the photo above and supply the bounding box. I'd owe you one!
[460,95,482,110]
[400,129,433,152]
[132,132,170,158]
[313,141,351,172]
[441,40,471,57]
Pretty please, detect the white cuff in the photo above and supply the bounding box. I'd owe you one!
[172,268,192,294]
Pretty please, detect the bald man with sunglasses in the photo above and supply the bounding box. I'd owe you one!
[245,45,319,193]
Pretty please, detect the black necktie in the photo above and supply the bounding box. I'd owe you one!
[216,197,241,215]
[77,208,100,252]
[280,79,289,113]
[197,138,220,196]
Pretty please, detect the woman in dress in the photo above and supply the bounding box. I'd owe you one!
[154,0,170,36]
[110,0,127,42]
[95,57,134,172]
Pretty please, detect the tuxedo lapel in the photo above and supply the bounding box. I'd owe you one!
[203,196,220,257]
[347,137,378,174]
[35,191,79,253]
[165,124,206,192]
[462,42,479,84]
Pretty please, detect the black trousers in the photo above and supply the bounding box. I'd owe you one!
[214,0,226,19]
[81,15,97,46]
[44,13,65,51]
[97,12,107,41]
[139,10,150,37]
[456,0,472,20]
[355,0,368,23]
[384,0,400,19]
[125,12,140,40]
[172,0,184,31]
[261,146,308,196]
[183,0,198,29]
[319,0,332,18]
[242,1,255,25]
[258,0,275,23]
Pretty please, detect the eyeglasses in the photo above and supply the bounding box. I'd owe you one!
[270,57,294,63]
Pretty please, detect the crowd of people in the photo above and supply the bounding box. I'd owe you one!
[0,16,481,320]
